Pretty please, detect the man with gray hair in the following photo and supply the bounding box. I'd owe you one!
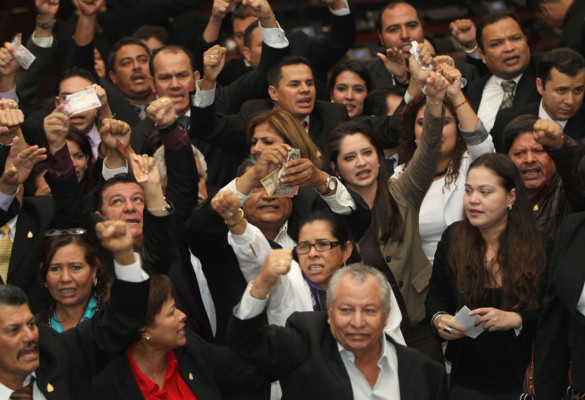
[227,263,447,399]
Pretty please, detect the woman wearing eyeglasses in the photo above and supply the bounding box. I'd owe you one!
[36,228,108,332]
[213,196,404,343]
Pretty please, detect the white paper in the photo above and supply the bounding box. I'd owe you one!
[409,40,432,71]
[453,305,485,339]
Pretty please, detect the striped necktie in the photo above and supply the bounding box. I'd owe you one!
[0,224,12,283]
[499,80,516,110]
[10,377,34,399]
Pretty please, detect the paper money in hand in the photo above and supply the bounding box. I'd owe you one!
[63,88,101,118]
[11,34,36,70]
[409,40,432,71]
[260,149,301,198]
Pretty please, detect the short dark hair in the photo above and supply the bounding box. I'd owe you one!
[243,21,260,49]
[133,274,176,343]
[57,67,98,95]
[267,55,313,87]
[376,1,421,32]
[231,2,256,23]
[476,11,523,51]
[107,37,151,72]
[363,86,405,117]
[502,114,539,154]
[538,47,585,88]
[132,25,170,46]
[0,285,29,307]
[149,45,195,77]
[97,173,141,213]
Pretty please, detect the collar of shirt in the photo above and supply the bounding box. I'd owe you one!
[538,100,568,129]
[127,348,180,398]
[86,125,101,162]
[492,74,522,92]
[274,220,296,250]
[0,373,36,400]
[301,115,310,132]
[3,214,18,242]
[49,291,98,332]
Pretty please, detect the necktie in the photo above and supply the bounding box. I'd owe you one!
[134,104,148,120]
[499,80,516,110]
[0,225,12,283]
[177,115,190,130]
[10,377,34,399]
[301,120,308,131]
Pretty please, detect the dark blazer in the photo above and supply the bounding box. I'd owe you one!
[35,278,149,400]
[187,185,371,343]
[227,311,447,400]
[92,330,270,400]
[0,196,54,314]
[491,101,585,152]
[466,57,542,129]
[536,211,585,398]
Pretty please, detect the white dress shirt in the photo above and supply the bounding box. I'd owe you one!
[538,100,568,130]
[477,74,522,132]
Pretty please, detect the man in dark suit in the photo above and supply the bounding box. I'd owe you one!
[491,47,585,152]
[190,55,349,162]
[465,11,541,134]
[227,263,447,400]
[0,220,149,400]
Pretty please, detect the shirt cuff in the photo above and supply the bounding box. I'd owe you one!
[102,157,128,180]
[321,179,355,214]
[223,178,252,207]
[0,188,17,211]
[234,283,268,319]
[47,145,75,179]
[329,0,350,15]
[192,80,215,108]
[114,252,149,282]
[259,21,289,49]
[31,32,54,48]
[0,87,18,102]
[404,90,413,104]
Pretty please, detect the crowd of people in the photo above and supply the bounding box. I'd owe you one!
[0,0,584,398]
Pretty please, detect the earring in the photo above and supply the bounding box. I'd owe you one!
[92,278,97,287]
[145,335,151,341]
[43,282,48,288]
[508,204,512,211]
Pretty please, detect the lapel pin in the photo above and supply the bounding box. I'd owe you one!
[47,383,54,392]
[27,231,33,238]
[188,373,194,381]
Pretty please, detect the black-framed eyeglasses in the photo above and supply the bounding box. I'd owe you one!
[45,228,87,237]
[295,240,340,254]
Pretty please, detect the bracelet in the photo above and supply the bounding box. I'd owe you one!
[430,311,448,333]
[462,43,479,54]
[453,97,468,109]
[36,15,56,29]
[249,280,269,300]
[426,97,441,105]
[147,201,171,213]
[224,208,244,227]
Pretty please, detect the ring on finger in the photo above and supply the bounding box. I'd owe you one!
[443,327,452,334]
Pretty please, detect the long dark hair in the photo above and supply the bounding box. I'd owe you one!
[397,93,466,189]
[67,130,94,194]
[326,121,404,243]
[448,154,544,311]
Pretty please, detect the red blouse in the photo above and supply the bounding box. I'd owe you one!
[127,347,197,400]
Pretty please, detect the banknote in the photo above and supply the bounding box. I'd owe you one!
[260,149,301,198]
[63,88,101,118]
[11,34,36,70]
[409,40,432,71]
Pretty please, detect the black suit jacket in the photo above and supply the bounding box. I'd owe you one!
[0,196,55,313]
[536,211,585,398]
[491,101,585,152]
[227,311,447,400]
[92,330,270,400]
[466,57,542,130]
[35,278,149,400]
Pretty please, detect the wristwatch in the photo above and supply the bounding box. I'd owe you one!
[318,174,337,196]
